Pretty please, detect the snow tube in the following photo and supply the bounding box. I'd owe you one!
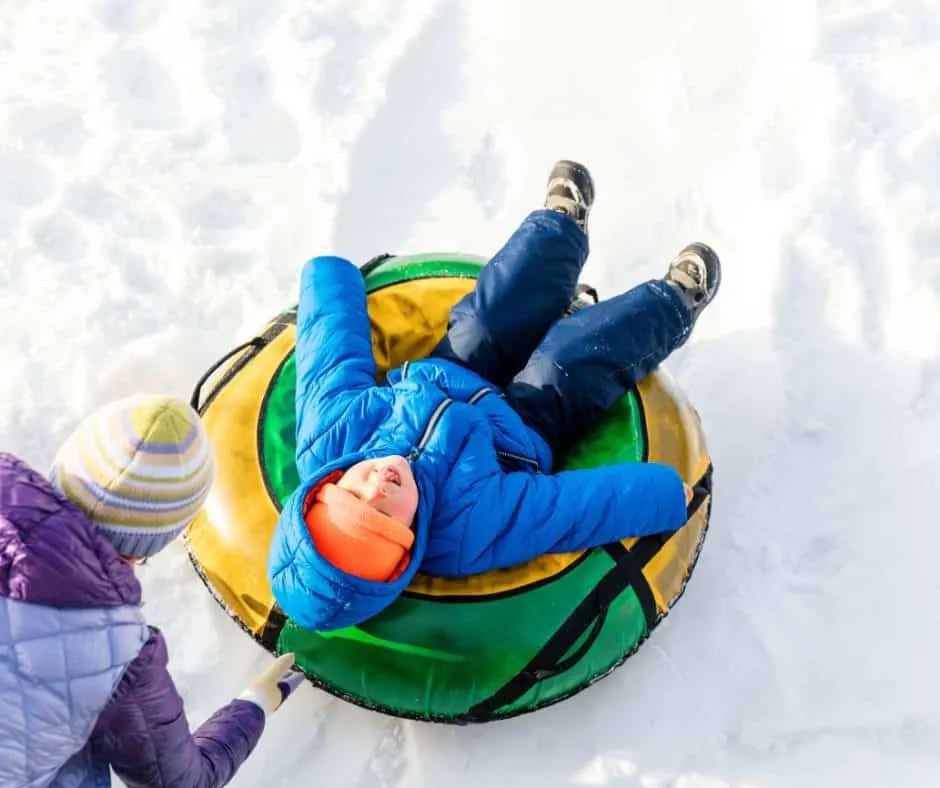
[185,253,713,723]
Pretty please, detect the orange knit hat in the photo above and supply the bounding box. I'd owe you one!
[303,482,415,582]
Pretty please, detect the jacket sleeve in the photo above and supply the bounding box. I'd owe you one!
[295,256,377,473]
[462,462,688,575]
[92,628,266,788]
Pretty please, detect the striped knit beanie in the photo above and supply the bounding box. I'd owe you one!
[50,394,214,558]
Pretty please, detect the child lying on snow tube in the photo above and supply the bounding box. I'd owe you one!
[268,160,722,632]
[0,396,302,788]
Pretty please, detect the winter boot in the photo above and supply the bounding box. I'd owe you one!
[545,160,594,234]
[663,242,721,320]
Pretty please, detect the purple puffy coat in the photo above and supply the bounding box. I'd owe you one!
[0,453,265,787]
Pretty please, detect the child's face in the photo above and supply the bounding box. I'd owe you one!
[336,455,419,528]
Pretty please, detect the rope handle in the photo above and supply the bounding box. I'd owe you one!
[190,338,266,414]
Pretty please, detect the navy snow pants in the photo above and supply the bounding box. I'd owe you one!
[432,209,694,454]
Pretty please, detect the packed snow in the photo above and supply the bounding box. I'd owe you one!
[2,0,938,785]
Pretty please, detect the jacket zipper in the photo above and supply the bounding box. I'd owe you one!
[400,373,539,470]
[468,386,493,404]
[407,398,453,461]
[468,386,541,471]
[495,449,540,471]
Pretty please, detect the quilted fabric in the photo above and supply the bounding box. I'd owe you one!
[0,596,147,787]
[1,452,266,788]
[268,248,686,634]
[90,628,266,788]
[0,452,148,787]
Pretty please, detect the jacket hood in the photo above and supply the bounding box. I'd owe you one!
[268,451,434,631]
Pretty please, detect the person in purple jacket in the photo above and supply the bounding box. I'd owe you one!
[0,394,302,788]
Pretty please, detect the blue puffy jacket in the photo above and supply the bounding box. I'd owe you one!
[268,256,687,632]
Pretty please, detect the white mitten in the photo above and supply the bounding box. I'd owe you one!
[238,653,304,715]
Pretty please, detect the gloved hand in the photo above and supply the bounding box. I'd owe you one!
[238,653,305,715]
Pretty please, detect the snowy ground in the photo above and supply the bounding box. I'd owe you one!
[3,0,939,785]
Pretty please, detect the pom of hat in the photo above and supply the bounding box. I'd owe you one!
[50,394,214,558]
